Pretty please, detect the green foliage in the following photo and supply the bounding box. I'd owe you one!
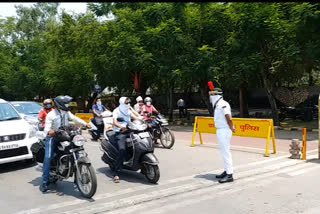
[0,2,319,106]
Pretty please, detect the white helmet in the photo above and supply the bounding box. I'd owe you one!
[144,97,152,103]
[136,96,143,102]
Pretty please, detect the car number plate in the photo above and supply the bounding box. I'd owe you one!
[0,144,19,150]
[139,132,150,138]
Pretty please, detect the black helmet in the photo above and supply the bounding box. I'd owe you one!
[54,95,73,111]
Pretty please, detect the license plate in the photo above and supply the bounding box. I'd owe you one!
[139,132,150,138]
[0,144,19,150]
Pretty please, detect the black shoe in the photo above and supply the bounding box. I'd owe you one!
[39,183,49,193]
[216,171,227,179]
[218,174,234,183]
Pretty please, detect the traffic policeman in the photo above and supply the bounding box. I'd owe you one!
[209,88,235,183]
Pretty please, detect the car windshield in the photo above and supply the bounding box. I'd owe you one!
[11,102,43,115]
[0,103,21,121]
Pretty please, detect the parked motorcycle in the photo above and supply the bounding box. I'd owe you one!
[100,118,160,184]
[146,114,175,149]
[31,124,97,198]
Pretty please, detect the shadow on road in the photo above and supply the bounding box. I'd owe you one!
[307,158,320,164]
[28,176,95,201]
[194,173,219,182]
[0,160,36,174]
[97,167,155,186]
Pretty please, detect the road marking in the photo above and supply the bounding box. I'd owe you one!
[14,152,318,214]
[106,161,320,214]
[61,155,318,214]
[287,164,320,176]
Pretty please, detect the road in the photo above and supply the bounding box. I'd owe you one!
[0,127,319,214]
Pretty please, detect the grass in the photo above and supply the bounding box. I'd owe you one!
[280,119,318,129]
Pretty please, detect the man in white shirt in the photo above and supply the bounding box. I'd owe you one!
[40,95,91,193]
[209,88,235,183]
[177,98,185,118]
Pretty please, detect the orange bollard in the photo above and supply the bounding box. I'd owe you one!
[302,128,307,160]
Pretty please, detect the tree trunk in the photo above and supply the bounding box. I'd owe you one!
[239,87,249,118]
[85,92,97,113]
[261,71,280,126]
[308,69,313,86]
[168,86,174,122]
[199,84,212,116]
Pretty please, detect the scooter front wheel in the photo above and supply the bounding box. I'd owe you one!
[160,128,175,149]
[144,164,160,184]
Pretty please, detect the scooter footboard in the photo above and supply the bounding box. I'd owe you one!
[140,153,159,165]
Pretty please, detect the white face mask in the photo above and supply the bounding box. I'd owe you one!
[97,101,102,105]
[146,102,151,106]
[210,95,222,106]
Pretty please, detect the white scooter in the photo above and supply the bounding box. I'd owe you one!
[88,110,113,141]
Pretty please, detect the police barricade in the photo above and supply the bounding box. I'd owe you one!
[75,113,93,123]
[191,117,276,156]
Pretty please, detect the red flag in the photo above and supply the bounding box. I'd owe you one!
[134,72,139,91]
[208,81,214,91]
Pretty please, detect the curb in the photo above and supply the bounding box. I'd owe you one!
[169,122,318,132]
[274,126,318,132]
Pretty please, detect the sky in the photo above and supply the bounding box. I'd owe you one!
[0,2,89,18]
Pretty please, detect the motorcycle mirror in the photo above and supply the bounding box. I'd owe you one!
[117,117,125,122]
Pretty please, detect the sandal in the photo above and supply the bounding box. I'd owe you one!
[113,176,120,183]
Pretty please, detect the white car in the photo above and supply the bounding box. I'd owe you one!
[0,99,39,164]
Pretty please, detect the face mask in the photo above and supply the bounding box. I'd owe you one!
[97,101,102,105]
[210,95,222,106]
[45,104,52,108]
[146,102,151,106]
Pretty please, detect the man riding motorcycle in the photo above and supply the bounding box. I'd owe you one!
[40,95,91,193]
[38,99,53,129]
[112,97,141,183]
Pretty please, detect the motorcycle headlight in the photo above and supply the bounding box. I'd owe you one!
[72,135,86,147]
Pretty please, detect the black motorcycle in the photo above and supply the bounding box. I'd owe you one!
[100,118,160,184]
[31,124,97,198]
[146,114,175,149]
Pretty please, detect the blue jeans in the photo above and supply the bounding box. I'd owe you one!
[147,120,157,128]
[42,136,55,184]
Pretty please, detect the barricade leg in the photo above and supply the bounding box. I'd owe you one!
[191,117,198,147]
[199,132,203,145]
[265,126,271,157]
[271,124,276,154]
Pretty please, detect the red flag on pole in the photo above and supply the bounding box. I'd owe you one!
[208,81,214,91]
[134,72,139,91]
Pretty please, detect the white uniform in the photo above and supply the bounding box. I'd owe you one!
[211,96,233,175]
[44,109,87,134]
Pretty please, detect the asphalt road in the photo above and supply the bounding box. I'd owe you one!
[0,127,319,214]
